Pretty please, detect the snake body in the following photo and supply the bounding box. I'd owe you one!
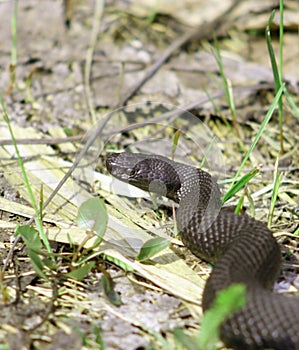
[106,152,299,350]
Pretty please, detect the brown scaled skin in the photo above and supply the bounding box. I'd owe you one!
[107,152,299,350]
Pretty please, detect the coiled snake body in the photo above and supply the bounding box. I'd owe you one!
[106,152,299,350]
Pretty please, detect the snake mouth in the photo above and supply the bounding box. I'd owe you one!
[106,153,133,182]
[106,153,120,175]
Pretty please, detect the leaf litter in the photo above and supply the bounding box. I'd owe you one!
[0,0,298,349]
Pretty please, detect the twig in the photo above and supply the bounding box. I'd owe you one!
[0,135,82,146]
[103,82,273,136]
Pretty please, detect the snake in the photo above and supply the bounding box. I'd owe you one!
[106,152,299,350]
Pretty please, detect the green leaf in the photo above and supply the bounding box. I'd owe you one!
[137,237,170,262]
[102,254,134,272]
[28,250,48,280]
[15,225,43,252]
[15,225,49,280]
[63,126,74,137]
[42,258,58,271]
[77,198,107,238]
[198,284,246,349]
[101,274,122,306]
[171,129,181,159]
[92,325,106,349]
[65,261,95,281]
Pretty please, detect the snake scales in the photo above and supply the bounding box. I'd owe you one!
[106,152,299,350]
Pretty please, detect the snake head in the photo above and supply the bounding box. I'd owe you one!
[106,152,181,202]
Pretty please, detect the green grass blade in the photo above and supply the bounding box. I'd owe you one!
[266,10,281,88]
[279,0,284,81]
[171,129,181,160]
[266,8,284,153]
[7,0,18,93]
[227,83,285,193]
[284,89,299,120]
[200,136,216,169]
[0,96,52,253]
[268,158,283,228]
[173,328,197,349]
[222,167,260,204]
[11,0,18,65]
[212,39,241,137]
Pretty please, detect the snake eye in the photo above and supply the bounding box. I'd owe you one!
[130,166,142,178]
[135,168,144,176]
